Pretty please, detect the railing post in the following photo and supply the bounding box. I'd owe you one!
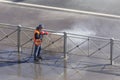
[17,25,21,63]
[64,32,67,66]
[63,32,67,79]
[110,38,113,65]
[88,37,90,57]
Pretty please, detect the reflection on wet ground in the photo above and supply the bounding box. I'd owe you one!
[0,54,66,80]
[0,51,120,80]
[1,2,120,80]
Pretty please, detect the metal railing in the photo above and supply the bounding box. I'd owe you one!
[66,33,113,65]
[0,23,65,63]
[0,23,120,65]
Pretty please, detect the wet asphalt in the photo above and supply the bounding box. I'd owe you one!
[0,1,120,80]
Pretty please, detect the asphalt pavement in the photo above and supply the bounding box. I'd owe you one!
[1,1,120,80]
[7,0,120,15]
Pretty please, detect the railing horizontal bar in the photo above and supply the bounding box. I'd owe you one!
[0,26,16,29]
[112,39,120,42]
[1,23,120,41]
[0,23,17,27]
[20,26,65,34]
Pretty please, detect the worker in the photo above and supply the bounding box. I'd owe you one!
[33,24,48,62]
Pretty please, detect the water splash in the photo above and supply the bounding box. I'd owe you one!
[63,23,96,36]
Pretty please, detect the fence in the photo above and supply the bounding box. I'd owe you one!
[0,23,120,65]
[0,23,65,63]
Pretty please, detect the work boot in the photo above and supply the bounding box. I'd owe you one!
[38,56,43,60]
[34,58,39,62]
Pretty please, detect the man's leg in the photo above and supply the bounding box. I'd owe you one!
[34,45,38,61]
[37,46,42,60]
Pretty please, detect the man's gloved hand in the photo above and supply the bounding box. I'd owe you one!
[41,31,45,35]
[41,31,48,35]
[45,32,48,35]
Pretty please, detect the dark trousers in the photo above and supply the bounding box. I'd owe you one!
[34,45,41,60]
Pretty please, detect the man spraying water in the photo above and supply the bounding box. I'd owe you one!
[33,24,48,62]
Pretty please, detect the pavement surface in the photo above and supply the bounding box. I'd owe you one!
[7,0,120,15]
[1,1,120,80]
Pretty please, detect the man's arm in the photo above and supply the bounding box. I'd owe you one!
[35,33,40,39]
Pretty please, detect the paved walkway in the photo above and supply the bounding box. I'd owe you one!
[0,1,120,80]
